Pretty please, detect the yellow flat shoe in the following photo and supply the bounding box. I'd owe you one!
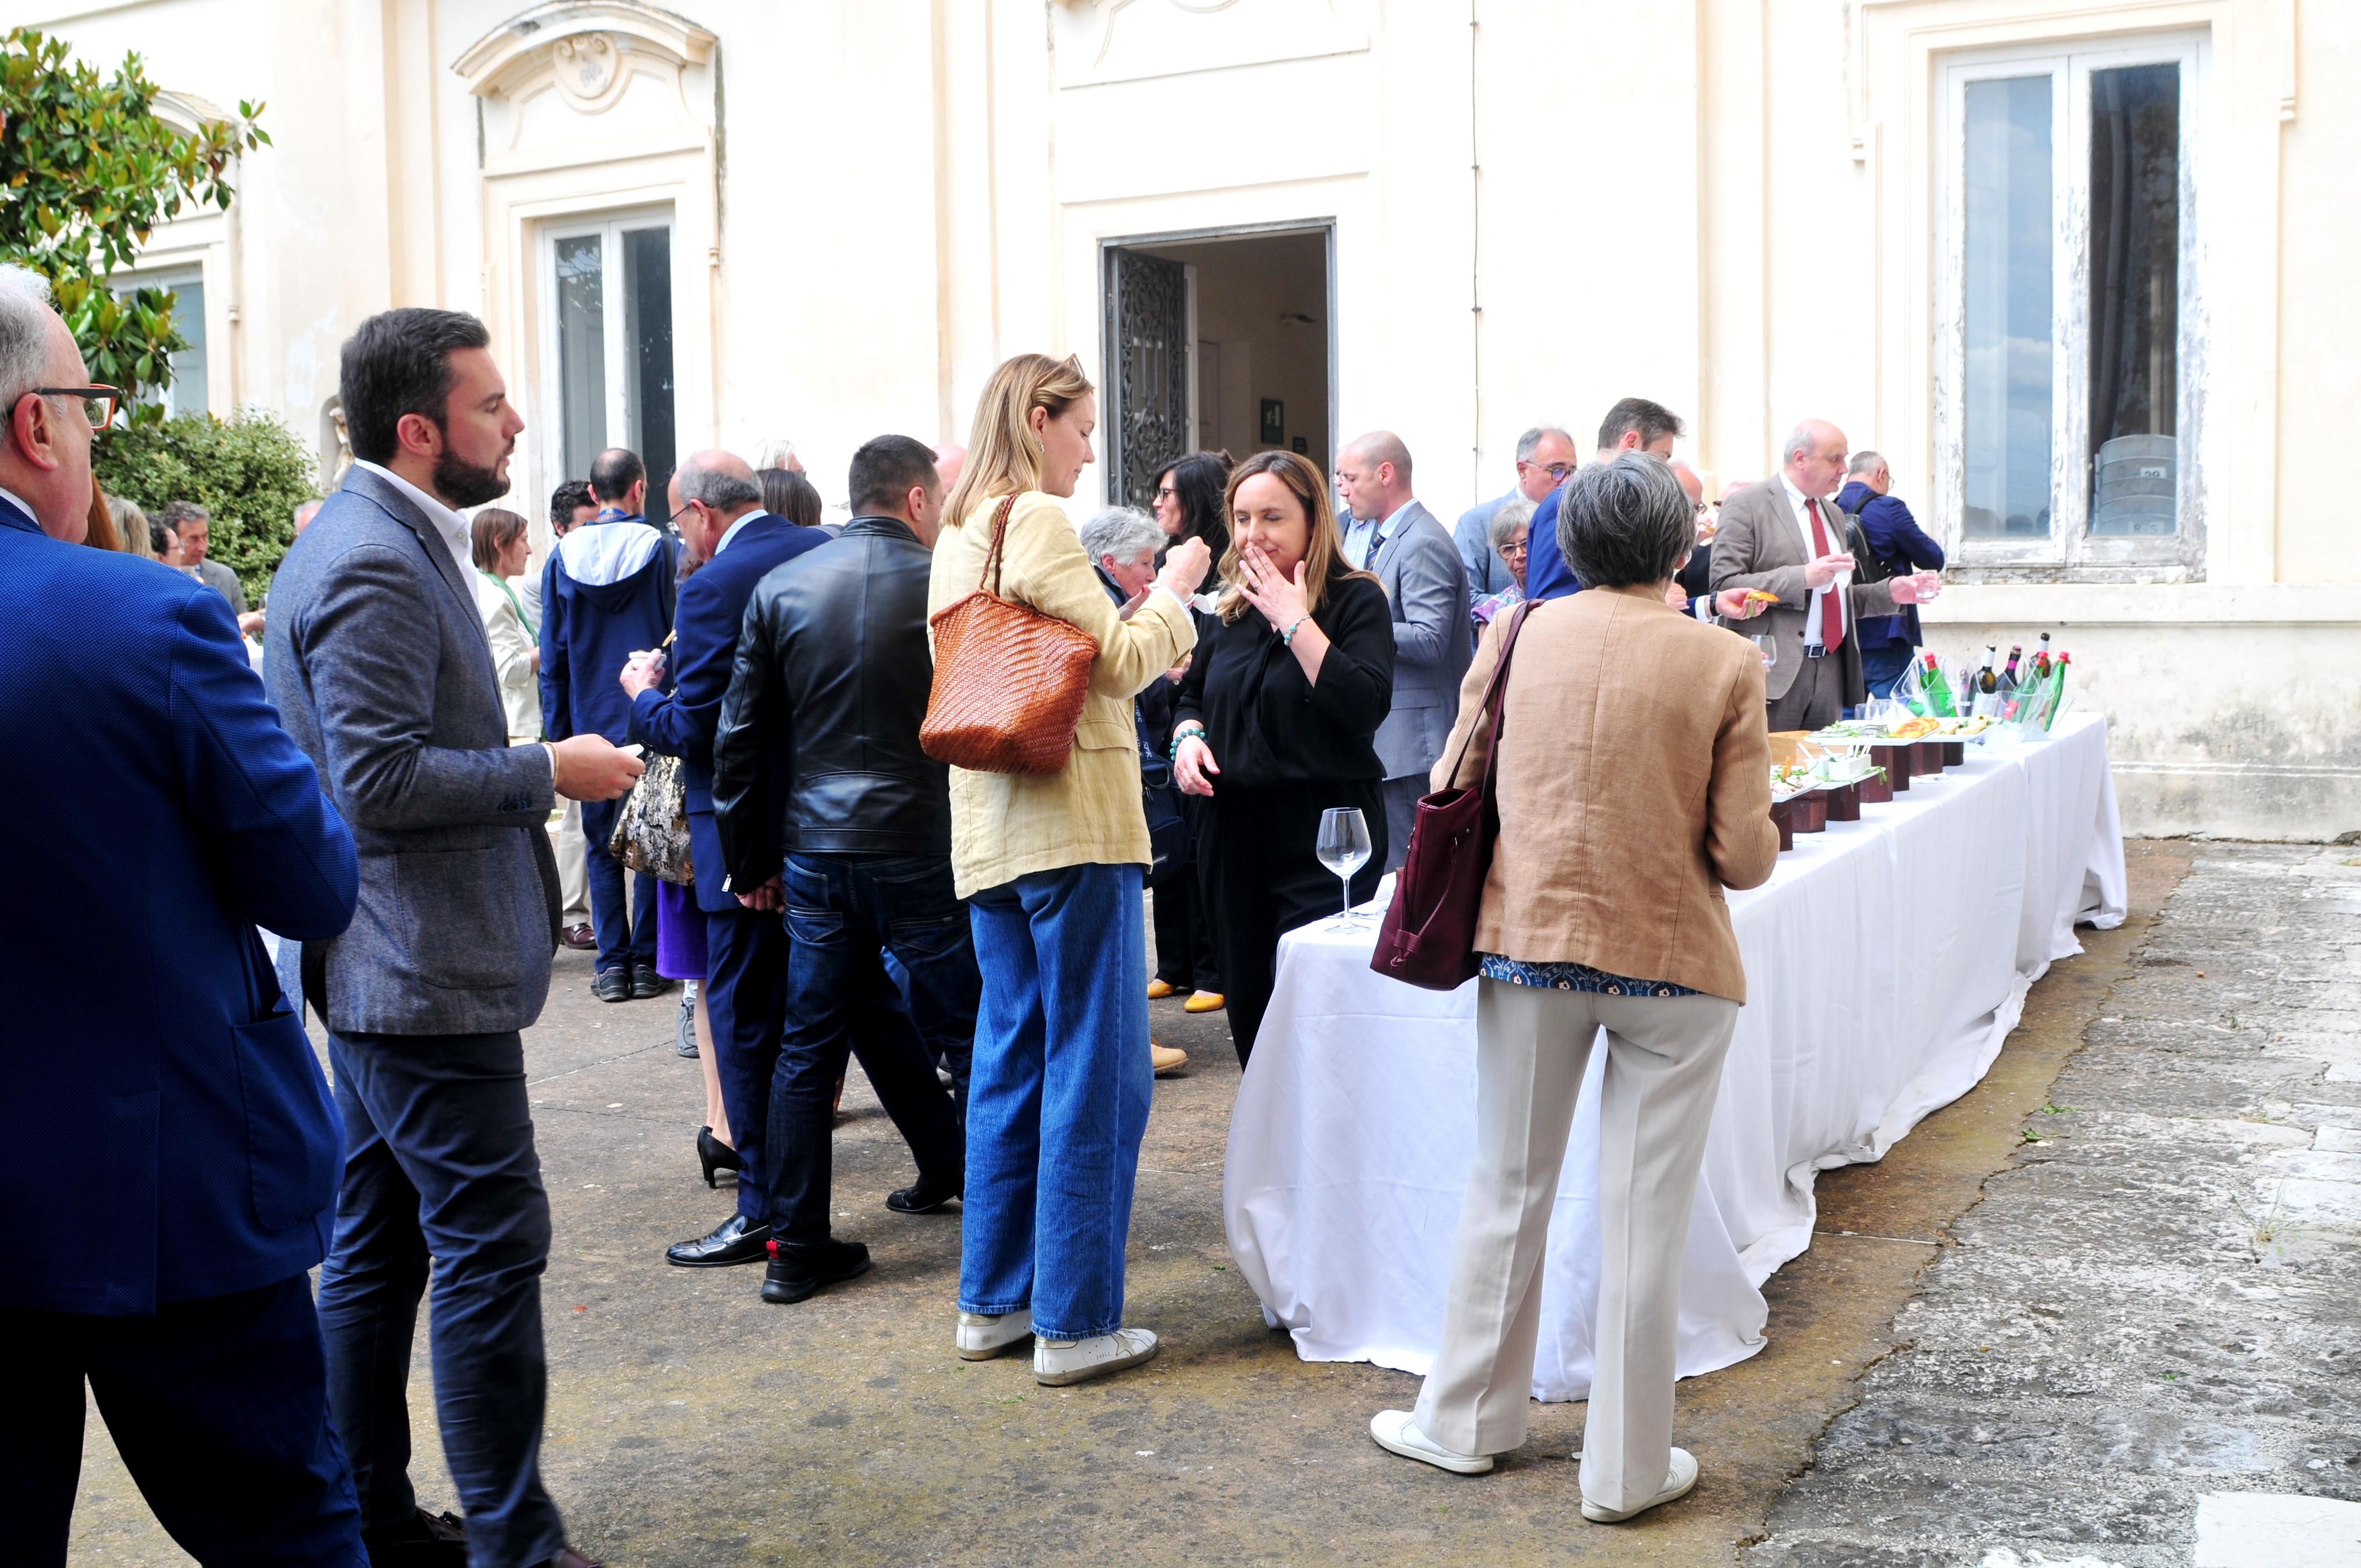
[1150,1043,1188,1075]
[1146,979,1178,1000]
[1183,991,1226,1014]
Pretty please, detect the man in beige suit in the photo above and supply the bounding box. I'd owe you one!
[1709,420,1941,730]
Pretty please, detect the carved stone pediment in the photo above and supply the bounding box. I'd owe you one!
[454,2,715,102]
[454,2,716,171]
[1052,0,1368,90]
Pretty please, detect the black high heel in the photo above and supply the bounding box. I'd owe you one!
[697,1126,742,1189]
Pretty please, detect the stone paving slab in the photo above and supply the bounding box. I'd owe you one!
[1747,844,2361,1568]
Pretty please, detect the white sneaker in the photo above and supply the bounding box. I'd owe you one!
[1580,1446,1700,1522]
[1033,1326,1159,1386]
[1368,1410,1494,1475]
[955,1309,1032,1360]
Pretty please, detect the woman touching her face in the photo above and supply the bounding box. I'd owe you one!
[1166,450,1397,1068]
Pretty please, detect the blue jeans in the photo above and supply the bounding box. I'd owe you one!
[769,854,972,1247]
[318,1030,564,1568]
[576,796,657,973]
[1858,640,1917,700]
[961,862,1152,1340]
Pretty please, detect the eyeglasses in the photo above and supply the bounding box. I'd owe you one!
[1519,460,1575,481]
[28,386,121,428]
[1155,484,1178,500]
[1499,538,1530,558]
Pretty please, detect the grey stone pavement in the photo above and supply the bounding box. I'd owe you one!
[64,841,2361,1565]
[1749,841,2361,1567]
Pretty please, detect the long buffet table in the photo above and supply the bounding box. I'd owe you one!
[1221,712,2128,1401]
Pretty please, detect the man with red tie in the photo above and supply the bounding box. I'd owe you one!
[1709,419,1942,730]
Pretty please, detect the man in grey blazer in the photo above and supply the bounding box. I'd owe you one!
[1337,432,1472,871]
[266,308,640,1568]
[1707,419,1942,731]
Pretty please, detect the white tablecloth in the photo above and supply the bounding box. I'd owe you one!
[1222,712,2126,1401]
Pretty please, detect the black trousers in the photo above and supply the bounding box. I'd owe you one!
[1150,797,1219,992]
[1,1272,366,1567]
[1197,778,1388,1068]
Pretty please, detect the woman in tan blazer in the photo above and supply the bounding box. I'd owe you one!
[927,353,1212,1387]
[1369,453,1780,1524]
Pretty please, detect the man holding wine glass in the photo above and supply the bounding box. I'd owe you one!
[1172,450,1396,1068]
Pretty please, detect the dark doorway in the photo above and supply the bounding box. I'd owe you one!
[1102,226,1332,510]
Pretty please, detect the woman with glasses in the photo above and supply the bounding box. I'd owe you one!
[1144,449,1232,1015]
[1470,496,1534,644]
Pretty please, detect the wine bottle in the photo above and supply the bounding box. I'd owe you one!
[1919,653,1957,718]
[1970,645,2000,717]
[2030,632,2053,682]
[1996,645,2023,721]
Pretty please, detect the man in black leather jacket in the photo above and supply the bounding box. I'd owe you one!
[711,434,976,1308]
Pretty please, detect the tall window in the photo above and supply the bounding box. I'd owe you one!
[1940,35,2202,573]
[543,213,676,492]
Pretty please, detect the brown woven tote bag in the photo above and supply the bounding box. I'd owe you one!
[921,494,1101,774]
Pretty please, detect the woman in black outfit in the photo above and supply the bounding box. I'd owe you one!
[1147,450,1233,1010]
[1173,449,1395,1068]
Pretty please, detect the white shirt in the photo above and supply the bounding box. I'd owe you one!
[355,460,475,590]
[1780,475,1843,650]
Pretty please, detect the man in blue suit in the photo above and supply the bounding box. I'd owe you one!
[1835,449,1946,699]
[0,267,367,1565]
[622,448,829,1268]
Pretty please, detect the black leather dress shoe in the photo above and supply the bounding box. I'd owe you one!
[630,964,671,1000]
[887,1174,963,1214]
[362,1507,467,1567]
[761,1238,872,1304]
[666,1213,771,1268]
[592,967,631,1004]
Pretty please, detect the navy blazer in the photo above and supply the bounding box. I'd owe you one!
[1835,480,1945,648]
[628,512,828,912]
[0,498,358,1314]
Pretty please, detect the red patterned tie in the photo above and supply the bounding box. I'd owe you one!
[1806,497,1845,651]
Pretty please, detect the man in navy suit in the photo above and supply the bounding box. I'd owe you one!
[622,448,829,1268]
[0,266,367,1564]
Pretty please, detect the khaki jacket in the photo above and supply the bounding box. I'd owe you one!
[928,490,1198,899]
[1432,585,1779,1003]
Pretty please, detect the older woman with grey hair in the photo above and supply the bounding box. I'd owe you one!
[1368,453,1779,1526]
[1081,504,1192,1076]
[1470,494,1534,638]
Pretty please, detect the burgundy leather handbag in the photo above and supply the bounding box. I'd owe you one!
[1369,601,1534,992]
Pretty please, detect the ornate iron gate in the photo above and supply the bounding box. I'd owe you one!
[1105,248,1190,510]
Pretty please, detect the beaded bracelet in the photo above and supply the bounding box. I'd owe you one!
[1281,615,1309,646]
[1169,722,1206,762]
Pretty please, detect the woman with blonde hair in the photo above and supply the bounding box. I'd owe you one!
[1169,450,1395,1066]
[929,352,1212,1386]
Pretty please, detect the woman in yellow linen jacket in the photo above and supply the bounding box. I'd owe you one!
[926,353,1211,1388]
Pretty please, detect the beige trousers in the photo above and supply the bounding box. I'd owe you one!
[1412,977,1739,1513]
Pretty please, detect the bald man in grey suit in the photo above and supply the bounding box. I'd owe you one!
[1336,432,1472,872]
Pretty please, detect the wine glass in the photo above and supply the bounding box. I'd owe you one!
[1751,634,1778,674]
[1316,807,1373,932]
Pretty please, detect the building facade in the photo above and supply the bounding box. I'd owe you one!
[11,0,2351,839]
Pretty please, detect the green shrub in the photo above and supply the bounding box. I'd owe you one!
[96,411,319,606]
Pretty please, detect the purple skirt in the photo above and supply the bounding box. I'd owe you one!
[655,879,708,980]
